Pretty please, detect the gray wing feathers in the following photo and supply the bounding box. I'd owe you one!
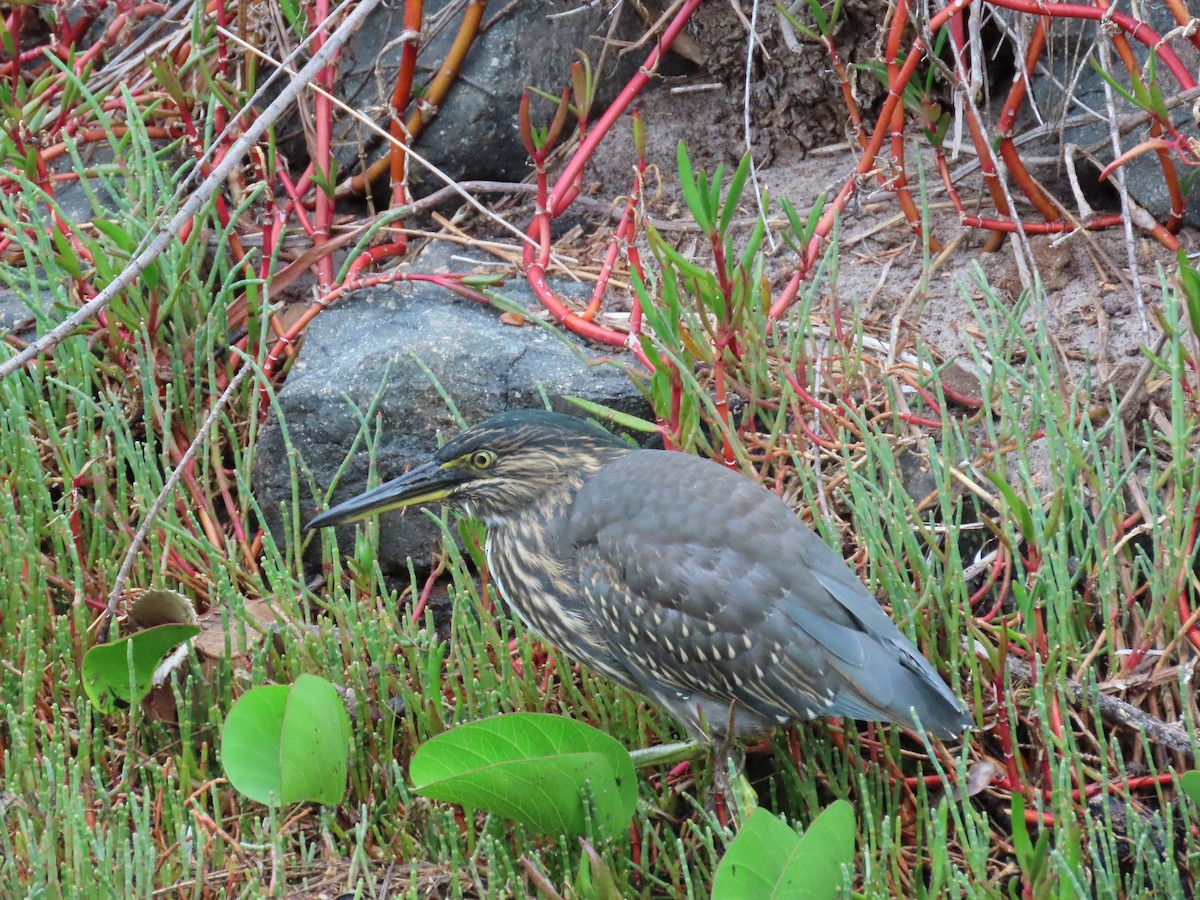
[568,450,969,737]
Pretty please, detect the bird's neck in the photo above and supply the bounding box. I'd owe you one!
[487,476,580,534]
[484,480,584,642]
[485,445,628,528]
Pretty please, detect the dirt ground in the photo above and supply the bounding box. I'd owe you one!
[569,2,1186,414]
[409,1,1190,468]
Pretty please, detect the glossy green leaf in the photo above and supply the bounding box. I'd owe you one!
[711,801,855,899]
[221,674,352,806]
[409,712,636,837]
[82,624,200,714]
[1179,770,1200,806]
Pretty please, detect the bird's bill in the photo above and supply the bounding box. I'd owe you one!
[305,461,463,530]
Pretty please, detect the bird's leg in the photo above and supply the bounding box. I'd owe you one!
[708,743,757,827]
[698,702,758,827]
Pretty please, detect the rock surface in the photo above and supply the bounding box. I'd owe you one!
[1031,7,1200,226]
[254,247,650,575]
[281,0,647,194]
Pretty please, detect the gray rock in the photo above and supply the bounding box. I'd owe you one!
[0,285,35,332]
[255,251,650,575]
[281,0,645,194]
[1030,8,1200,225]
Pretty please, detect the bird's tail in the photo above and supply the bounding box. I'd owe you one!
[830,640,971,738]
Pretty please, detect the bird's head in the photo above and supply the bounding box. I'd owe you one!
[305,409,631,529]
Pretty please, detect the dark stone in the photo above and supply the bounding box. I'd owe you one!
[254,245,650,575]
[896,447,937,505]
[280,0,647,195]
[1030,8,1200,226]
[0,285,35,332]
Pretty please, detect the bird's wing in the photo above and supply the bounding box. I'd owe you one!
[567,450,965,735]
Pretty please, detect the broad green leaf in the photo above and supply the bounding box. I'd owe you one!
[712,801,856,899]
[82,623,200,714]
[409,712,636,837]
[1179,770,1200,806]
[221,674,352,806]
[222,684,291,805]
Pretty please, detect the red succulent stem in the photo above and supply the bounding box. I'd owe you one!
[389,0,424,206]
[311,0,337,288]
[517,0,702,348]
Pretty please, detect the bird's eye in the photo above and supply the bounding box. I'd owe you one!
[470,450,495,470]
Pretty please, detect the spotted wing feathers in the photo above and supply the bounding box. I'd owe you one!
[567,451,970,738]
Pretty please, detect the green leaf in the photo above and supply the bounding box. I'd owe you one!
[1087,58,1138,107]
[676,141,711,235]
[1177,250,1200,339]
[1143,52,1169,119]
[50,224,83,278]
[981,469,1035,545]
[576,840,620,900]
[563,397,659,434]
[655,237,713,282]
[309,158,339,200]
[278,0,300,27]
[631,267,665,338]
[706,166,723,228]
[409,712,636,838]
[92,218,137,252]
[146,54,191,118]
[777,3,820,41]
[82,624,200,714]
[1010,792,1047,886]
[221,674,352,806]
[1179,770,1200,806]
[739,214,767,275]
[1056,825,1083,900]
[719,153,753,238]
[711,801,855,899]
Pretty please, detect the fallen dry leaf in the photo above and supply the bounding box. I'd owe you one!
[499,310,527,327]
[193,596,280,660]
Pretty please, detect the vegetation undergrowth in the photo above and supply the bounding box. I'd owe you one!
[2,1,1200,898]
[4,120,1200,894]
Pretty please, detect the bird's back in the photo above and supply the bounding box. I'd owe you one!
[566,450,970,738]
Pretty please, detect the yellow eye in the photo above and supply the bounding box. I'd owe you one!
[470,450,495,470]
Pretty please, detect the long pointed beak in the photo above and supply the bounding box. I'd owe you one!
[305,461,463,530]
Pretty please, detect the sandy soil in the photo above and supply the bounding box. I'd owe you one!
[573,2,1189,416]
